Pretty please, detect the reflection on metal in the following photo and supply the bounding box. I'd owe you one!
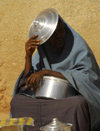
[35,76,69,99]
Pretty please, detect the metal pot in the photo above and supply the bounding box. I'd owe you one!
[35,76,69,99]
[40,118,72,131]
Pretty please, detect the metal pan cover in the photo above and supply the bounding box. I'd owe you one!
[29,8,59,44]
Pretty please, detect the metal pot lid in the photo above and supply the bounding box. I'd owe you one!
[29,8,59,44]
[43,76,68,84]
[40,118,72,131]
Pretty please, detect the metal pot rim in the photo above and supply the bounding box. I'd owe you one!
[43,76,68,84]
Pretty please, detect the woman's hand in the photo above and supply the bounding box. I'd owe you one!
[24,35,40,77]
[25,35,40,57]
[25,71,45,90]
[25,70,67,91]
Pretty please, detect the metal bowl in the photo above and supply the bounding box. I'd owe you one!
[35,76,69,99]
[29,8,59,44]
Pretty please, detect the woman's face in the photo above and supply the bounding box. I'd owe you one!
[48,18,66,49]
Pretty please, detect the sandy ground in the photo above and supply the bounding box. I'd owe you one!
[0,0,100,120]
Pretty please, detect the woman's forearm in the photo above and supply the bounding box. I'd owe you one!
[24,35,40,77]
[42,70,67,80]
[24,55,32,77]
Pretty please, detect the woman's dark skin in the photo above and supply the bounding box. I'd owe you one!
[24,18,67,90]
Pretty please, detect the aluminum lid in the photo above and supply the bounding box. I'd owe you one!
[40,118,72,131]
[29,8,59,44]
[40,118,62,131]
[43,76,68,84]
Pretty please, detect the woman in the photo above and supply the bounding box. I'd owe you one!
[10,9,100,131]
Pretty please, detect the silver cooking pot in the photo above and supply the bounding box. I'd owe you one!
[35,76,69,99]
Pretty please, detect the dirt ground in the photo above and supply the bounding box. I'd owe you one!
[0,0,100,120]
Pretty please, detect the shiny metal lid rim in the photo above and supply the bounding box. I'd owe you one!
[43,76,68,84]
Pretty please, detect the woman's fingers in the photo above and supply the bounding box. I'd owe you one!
[27,40,40,45]
[25,73,41,90]
[25,75,36,89]
[28,40,40,44]
[30,39,40,42]
[26,45,39,51]
[31,35,38,39]
[31,88,34,91]
[31,42,40,46]
[30,77,35,87]
[35,81,39,89]
[29,77,39,88]
[29,35,38,41]
[25,75,32,88]
[26,41,40,47]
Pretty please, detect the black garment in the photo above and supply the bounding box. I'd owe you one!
[10,95,91,131]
